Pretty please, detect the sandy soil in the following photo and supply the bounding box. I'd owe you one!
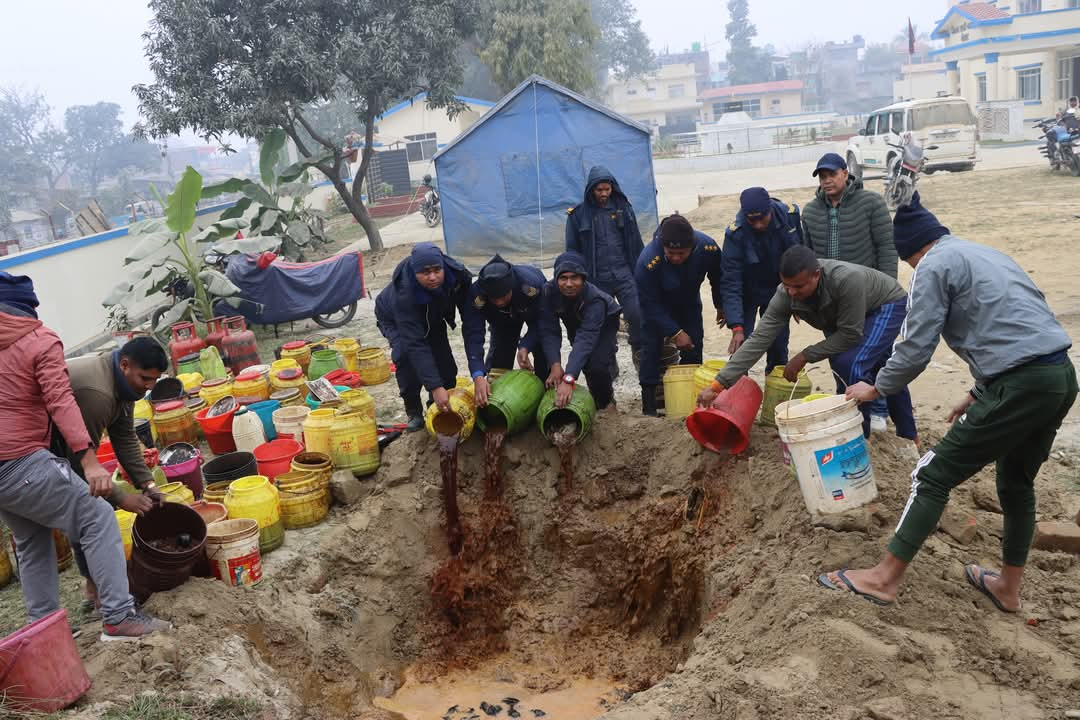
[1,161,1078,719]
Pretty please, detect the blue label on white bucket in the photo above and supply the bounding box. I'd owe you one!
[814,436,872,501]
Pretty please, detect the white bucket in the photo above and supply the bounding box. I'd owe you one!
[205,518,263,586]
[272,406,310,443]
[775,394,878,515]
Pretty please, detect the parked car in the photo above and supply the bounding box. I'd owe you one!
[845,97,979,180]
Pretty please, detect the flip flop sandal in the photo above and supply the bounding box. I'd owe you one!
[817,569,894,606]
[964,564,1018,614]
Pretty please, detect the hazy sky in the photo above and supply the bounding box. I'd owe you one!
[0,0,949,130]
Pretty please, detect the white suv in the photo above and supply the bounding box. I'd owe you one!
[846,97,979,179]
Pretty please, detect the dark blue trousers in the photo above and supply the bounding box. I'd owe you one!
[486,322,549,383]
[639,304,704,385]
[595,274,641,352]
[570,317,620,409]
[743,302,790,373]
[828,298,917,440]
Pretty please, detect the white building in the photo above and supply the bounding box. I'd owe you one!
[604,63,702,137]
[894,62,951,101]
[930,0,1080,119]
[368,93,495,182]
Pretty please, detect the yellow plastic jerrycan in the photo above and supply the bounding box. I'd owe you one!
[425,377,477,440]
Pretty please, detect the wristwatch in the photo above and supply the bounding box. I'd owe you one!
[562,374,576,386]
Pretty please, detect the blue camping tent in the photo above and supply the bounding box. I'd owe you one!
[433,75,658,268]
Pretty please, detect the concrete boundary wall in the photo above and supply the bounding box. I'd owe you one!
[654,141,845,174]
[0,202,235,351]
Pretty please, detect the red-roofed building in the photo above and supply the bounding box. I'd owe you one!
[699,80,804,122]
[931,0,1080,118]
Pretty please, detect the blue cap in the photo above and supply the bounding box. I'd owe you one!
[554,251,588,280]
[812,152,847,177]
[410,242,444,271]
[739,187,771,215]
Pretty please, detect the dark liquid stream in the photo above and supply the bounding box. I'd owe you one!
[484,427,508,500]
[551,422,579,493]
[437,432,463,555]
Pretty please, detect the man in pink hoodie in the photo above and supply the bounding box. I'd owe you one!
[0,271,170,641]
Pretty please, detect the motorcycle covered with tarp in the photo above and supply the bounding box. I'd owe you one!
[216,251,365,328]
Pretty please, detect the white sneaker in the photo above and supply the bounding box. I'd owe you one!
[869,415,888,434]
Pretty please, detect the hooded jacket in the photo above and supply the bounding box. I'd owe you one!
[0,307,93,462]
[374,251,485,391]
[634,229,723,339]
[50,353,154,489]
[801,177,897,278]
[721,198,803,327]
[468,257,547,352]
[539,254,622,378]
[564,166,645,280]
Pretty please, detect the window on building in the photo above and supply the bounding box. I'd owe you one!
[1060,57,1076,100]
[977,75,987,103]
[1017,68,1041,101]
[1069,0,1080,8]
[668,84,685,99]
[626,88,638,96]
[646,87,657,98]
[1017,0,1041,11]
[714,99,761,117]
[404,132,437,163]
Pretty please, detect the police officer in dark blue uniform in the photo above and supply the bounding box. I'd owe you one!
[720,187,802,368]
[469,255,549,380]
[565,166,644,366]
[634,214,724,416]
[374,243,488,431]
[539,251,622,411]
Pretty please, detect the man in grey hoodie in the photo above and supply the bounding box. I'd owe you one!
[819,193,1076,612]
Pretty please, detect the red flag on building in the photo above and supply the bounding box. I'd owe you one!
[908,18,916,57]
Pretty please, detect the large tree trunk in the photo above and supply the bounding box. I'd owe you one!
[348,104,385,253]
[286,111,384,253]
[336,177,384,253]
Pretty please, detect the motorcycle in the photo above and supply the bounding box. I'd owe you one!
[1034,116,1080,176]
[150,245,363,342]
[420,186,441,227]
[883,133,939,211]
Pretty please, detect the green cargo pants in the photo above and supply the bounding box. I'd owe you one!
[889,358,1078,567]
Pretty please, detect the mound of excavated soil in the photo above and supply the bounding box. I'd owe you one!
[71,403,1080,719]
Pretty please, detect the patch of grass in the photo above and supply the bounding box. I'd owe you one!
[101,692,263,720]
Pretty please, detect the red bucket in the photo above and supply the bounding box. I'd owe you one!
[686,376,763,455]
[0,609,91,712]
[253,438,304,481]
[195,406,238,455]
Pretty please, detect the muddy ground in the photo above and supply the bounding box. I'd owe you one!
[1,164,1078,719]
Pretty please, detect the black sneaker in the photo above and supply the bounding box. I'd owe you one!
[404,415,425,433]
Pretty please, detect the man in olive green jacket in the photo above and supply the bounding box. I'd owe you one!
[697,247,917,442]
[53,337,168,611]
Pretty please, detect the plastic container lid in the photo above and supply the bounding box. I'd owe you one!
[283,341,307,350]
[179,352,201,362]
[236,369,262,382]
[271,389,300,401]
[155,400,185,413]
[202,378,228,388]
[278,368,302,380]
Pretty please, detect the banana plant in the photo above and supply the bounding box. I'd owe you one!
[202,128,332,261]
[101,165,278,333]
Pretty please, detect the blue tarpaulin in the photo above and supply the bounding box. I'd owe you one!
[219,252,365,325]
[434,75,659,268]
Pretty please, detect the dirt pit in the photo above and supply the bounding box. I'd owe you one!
[65,405,1080,719]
